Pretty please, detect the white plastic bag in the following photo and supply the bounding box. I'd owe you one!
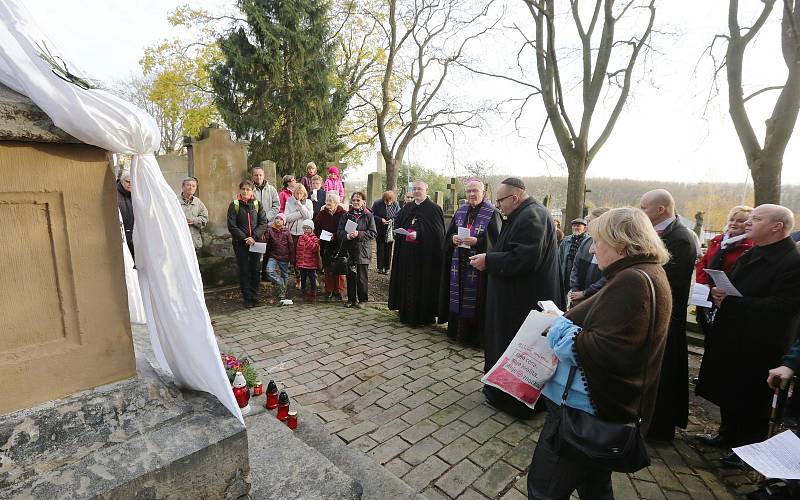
[481,310,559,408]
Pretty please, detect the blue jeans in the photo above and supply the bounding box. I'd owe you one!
[266,258,289,299]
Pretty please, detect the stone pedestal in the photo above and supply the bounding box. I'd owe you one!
[0,337,250,499]
[367,171,384,204]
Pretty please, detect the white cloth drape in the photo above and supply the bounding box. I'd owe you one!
[0,0,243,425]
[120,212,146,325]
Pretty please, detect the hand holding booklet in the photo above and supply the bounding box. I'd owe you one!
[481,310,559,408]
[703,269,743,297]
[248,242,267,254]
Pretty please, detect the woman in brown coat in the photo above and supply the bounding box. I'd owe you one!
[527,208,673,500]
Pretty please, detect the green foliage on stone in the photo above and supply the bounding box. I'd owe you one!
[209,0,349,176]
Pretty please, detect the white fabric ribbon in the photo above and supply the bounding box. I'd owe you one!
[0,0,243,425]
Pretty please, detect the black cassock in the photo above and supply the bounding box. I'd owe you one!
[437,203,501,346]
[646,217,696,440]
[483,197,562,418]
[388,198,446,325]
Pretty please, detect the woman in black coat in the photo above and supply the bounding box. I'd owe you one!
[338,191,377,308]
[371,191,401,274]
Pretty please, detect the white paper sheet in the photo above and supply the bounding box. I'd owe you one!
[394,228,410,235]
[249,242,267,254]
[320,230,333,241]
[733,431,800,479]
[703,269,743,297]
[689,283,712,308]
[537,300,564,316]
[345,219,358,233]
[457,226,471,248]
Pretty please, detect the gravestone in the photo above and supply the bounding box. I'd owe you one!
[446,177,458,214]
[434,191,444,208]
[376,152,386,173]
[156,152,190,196]
[260,159,278,187]
[367,171,384,205]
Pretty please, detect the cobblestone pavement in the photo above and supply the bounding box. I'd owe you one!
[212,301,757,499]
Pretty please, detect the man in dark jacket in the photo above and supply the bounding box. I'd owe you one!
[568,207,610,307]
[117,171,135,261]
[469,177,563,418]
[227,180,268,308]
[640,189,697,440]
[697,204,800,464]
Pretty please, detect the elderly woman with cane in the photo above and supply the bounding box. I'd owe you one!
[527,208,673,500]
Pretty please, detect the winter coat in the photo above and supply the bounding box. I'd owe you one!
[310,188,326,217]
[117,182,134,242]
[284,197,314,236]
[569,235,606,297]
[371,200,401,240]
[300,174,315,196]
[314,205,346,265]
[323,177,345,201]
[253,182,280,222]
[695,233,754,285]
[180,195,208,249]
[226,196,267,243]
[264,226,294,262]
[337,209,377,265]
[279,188,293,213]
[296,233,320,269]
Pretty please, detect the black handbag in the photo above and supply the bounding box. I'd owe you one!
[553,268,656,473]
[330,240,349,276]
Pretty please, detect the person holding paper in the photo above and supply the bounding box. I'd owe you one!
[227,180,268,308]
[371,191,401,274]
[388,180,446,325]
[337,192,377,308]
[438,178,501,346]
[314,192,347,301]
[639,188,698,441]
[696,204,800,464]
[468,177,562,418]
[695,205,754,285]
[527,207,672,499]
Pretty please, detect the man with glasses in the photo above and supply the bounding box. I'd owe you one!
[469,177,562,418]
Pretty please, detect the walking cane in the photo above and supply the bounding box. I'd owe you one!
[767,386,781,439]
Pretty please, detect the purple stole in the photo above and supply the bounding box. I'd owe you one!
[449,201,494,318]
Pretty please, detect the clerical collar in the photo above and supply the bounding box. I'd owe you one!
[653,217,673,232]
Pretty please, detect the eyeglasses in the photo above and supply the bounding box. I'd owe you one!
[495,194,515,204]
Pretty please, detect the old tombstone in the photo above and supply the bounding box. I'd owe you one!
[186,125,249,285]
[156,151,189,196]
[0,83,249,499]
[375,151,386,173]
[446,177,459,213]
[260,159,278,187]
[367,171,385,204]
[434,190,445,208]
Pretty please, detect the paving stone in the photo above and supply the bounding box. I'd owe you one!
[496,421,534,446]
[382,374,414,391]
[435,459,483,497]
[454,379,485,395]
[370,403,409,426]
[353,375,388,396]
[654,445,694,475]
[403,455,449,492]
[351,387,386,412]
[370,418,411,442]
[337,420,378,443]
[429,381,453,395]
[421,487,450,500]
[500,489,527,500]
[632,478,668,499]
[400,419,440,444]
[406,375,437,392]
[327,389,360,409]
[471,439,513,468]
[401,437,445,466]
[319,409,350,422]
[437,435,481,465]
[456,488,489,500]
[368,435,412,465]
[432,419,473,445]
[382,355,411,370]
[430,390,464,409]
[401,402,438,425]
[384,457,412,479]
[648,460,687,492]
[473,461,521,498]
[326,374,362,395]
[403,389,437,408]
[503,438,537,470]
[377,387,412,409]
[665,491,693,499]
[674,473,715,500]
[349,434,379,453]
[611,472,639,499]
[466,417,506,444]
[460,404,496,426]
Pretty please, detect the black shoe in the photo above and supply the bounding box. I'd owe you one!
[244,300,255,309]
[721,451,745,468]
[695,433,730,448]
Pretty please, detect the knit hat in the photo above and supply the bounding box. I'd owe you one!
[328,166,340,176]
[302,219,314,230]
[276,213,286,221]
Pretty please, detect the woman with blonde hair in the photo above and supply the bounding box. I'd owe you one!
[284,184,313,290]
[527,207,673,499]
[695,205,754,284]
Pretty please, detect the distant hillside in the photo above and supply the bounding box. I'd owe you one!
[485,176,800,232]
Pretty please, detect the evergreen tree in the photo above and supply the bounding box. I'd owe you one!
[209,0,346,175]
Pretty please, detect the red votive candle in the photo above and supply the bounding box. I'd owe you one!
[276,391,290,421]
[286,411,298,430]
[265,380,279,409]
[253,381,263,396]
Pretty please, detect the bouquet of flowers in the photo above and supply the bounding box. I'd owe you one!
[221,353,257,388]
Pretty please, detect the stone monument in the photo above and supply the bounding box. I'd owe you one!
[367,153,386,203]
[0,83,249,499]
[260,159,278,187]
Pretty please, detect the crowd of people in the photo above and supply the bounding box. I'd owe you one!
[117,166,800,499]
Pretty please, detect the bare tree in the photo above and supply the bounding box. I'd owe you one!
[371,0,498,191]
[722,0,800,205]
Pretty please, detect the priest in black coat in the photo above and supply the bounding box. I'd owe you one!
[388,180,446,325]
[697,204,800,453]
[469,178,563,418]
[640,189,698,440]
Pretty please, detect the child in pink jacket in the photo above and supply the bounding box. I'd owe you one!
[295,219,320,300]
[323,166,345,201]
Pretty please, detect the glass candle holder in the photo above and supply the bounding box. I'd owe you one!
[286,411,298,430]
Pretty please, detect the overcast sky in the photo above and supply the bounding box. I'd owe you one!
[25,0,800,186]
